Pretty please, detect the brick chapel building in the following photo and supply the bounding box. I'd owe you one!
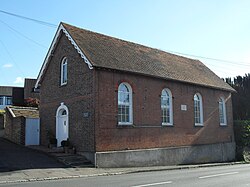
[35,22,235,167]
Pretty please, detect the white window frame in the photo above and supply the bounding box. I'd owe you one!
[118,82,133,125]
[61,57,68,85]
[5,96,12,105]
[219,97,227,126]
[0,96,12,107]
[161,88,173,126]
[194,93,203,126]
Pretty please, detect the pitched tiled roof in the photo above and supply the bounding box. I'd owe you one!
[7,106,39,118]
[62,23,234,92]
[37,22,234,92]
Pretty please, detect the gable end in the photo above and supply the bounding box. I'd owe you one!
[35,23,93,88]
[62,25,93,70]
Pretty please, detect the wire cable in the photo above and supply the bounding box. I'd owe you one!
[1,9,249,67]
[0,39,25,76]
[0,19,47,49]
[166,49,250,67]
[0,9,57,28]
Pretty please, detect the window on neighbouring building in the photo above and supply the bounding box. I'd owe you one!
[161,88,173,125]
[219,97,227,125]
[194,93,203,126]
[118,82,132,125]
[5,96,12,105]
[61,57,68,85]
[0,96,3,105]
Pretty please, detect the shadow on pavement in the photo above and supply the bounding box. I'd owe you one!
[0,137,67,172]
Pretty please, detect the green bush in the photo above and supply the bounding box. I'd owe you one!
[0,110,5,116]
[234,120,250,161]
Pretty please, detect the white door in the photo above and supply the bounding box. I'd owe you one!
[56,103,69,147]
[25,118,40,146]
[57,113,68,146]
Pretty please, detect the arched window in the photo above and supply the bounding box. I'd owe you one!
[61,57,68,85]
[118,82,132,125]
[194,93,203,126]
[219,97,227,125]
[161,88,173,125]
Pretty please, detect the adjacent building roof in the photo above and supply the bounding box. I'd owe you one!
[35,22,235,92]
[6,106,39,118]
[0,86,19,96]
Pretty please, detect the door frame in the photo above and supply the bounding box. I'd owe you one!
[56,102,69,147]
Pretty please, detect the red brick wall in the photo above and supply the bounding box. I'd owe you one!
[4,110,25,145]
[39,32,95,152]
[95,69,234,151]
[39,31,234,154]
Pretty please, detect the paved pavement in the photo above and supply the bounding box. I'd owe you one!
[0,137,247,184]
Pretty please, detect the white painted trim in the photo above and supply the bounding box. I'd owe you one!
[219,97,227,126]
[56,102,69,147]
[161,88,173,126]
[60,57,68,86]
[194,93,204,126]
[0,96,12,109]
[35,23,93,88]
[118,122,133,126]
[6,106,16,117]
[61,26,93,70]
[194,123,204,127]
[118,82,133,125]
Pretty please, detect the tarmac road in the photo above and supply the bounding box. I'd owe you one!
[1,164,249,187]
[0,137,66,172]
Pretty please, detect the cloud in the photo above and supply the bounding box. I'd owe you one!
[2,64,13,68]
[14,77,24,84]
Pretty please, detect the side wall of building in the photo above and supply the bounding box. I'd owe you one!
[0,114,4,129]
[39,32,95,156]
[24,79,40,100]
[95,70,234,152]
[4,111,25,145]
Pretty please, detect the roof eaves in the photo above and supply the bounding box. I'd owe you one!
[61,23,93,70]
[95,65,236,93]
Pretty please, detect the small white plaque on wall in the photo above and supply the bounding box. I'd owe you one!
[181,105,187,111]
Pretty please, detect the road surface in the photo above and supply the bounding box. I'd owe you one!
[1,164,249,187]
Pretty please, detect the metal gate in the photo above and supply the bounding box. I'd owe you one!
[25,118,40,146]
